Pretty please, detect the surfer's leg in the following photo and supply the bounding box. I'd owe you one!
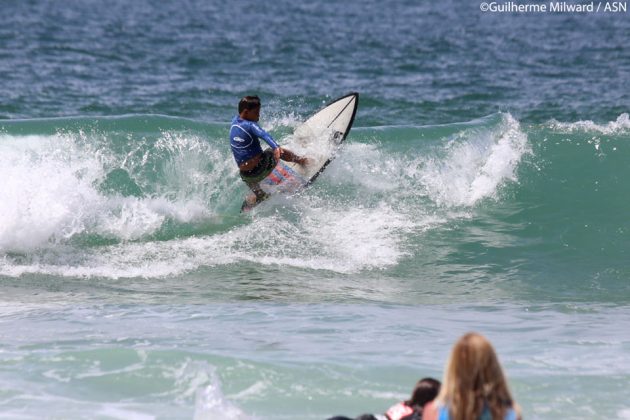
[279,148,308,165]
[239,150,275,204]
[244,180,269,203]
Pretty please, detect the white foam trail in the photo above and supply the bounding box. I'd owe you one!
[548,113,630,134]
[298,203,413,270]
[0,200,414,278]
[418,113,530,207]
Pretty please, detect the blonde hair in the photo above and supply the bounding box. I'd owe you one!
[435,332,516,420]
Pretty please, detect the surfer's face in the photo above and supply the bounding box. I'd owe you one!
[250,105,260,121]
[242,105,260,122]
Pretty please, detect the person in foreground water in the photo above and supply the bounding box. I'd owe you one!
[385,377,441,420]
[229,95,308,205]
[326,377,440,420]
[423,332,522,420]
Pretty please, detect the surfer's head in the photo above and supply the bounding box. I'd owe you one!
[238,96,261,121]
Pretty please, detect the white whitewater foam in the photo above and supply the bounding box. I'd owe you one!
[297,203,413,270]
[192,363,252,420]
[0,131,224,252]
[618,409,630,419]
[0,134,104,251]
[548,113,630,134]
[0,199,414,278]
[0,114,528,278]
[328,142,399,193]
[418,113,530,207]
[96,407,156,420]
[0,132,420,278]
[327,114,529,210]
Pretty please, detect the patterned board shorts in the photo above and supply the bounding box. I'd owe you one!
[239,149,277,184]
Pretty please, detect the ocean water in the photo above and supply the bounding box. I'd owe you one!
[1,0,630,419]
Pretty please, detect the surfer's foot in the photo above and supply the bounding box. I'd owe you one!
[254,191,270,203]
[245,193,257,206]
[245,192,269,206]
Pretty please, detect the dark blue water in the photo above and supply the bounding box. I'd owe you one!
[2,0,628,124]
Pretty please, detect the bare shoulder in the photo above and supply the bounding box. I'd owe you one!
[422,401,439,420]
[513,403,523,420]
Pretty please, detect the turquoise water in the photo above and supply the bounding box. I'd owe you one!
[1,1,630,419]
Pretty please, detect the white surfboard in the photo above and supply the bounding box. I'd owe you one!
[241,92,359,211]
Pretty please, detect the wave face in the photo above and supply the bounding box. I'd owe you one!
[1,112,629,303]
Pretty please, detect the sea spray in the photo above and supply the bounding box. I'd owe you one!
[418,113,530,207]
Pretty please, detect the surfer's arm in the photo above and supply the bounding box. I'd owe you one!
[251,123,280,150]
[250,122,305,164]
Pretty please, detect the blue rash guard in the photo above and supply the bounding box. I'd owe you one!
[229,116,280,165]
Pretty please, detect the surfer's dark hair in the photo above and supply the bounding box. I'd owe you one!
[238,96,261,113]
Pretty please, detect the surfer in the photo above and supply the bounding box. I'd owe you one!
[230,95,308,204]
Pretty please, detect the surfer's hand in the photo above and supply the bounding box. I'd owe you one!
[273,147,282,161]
